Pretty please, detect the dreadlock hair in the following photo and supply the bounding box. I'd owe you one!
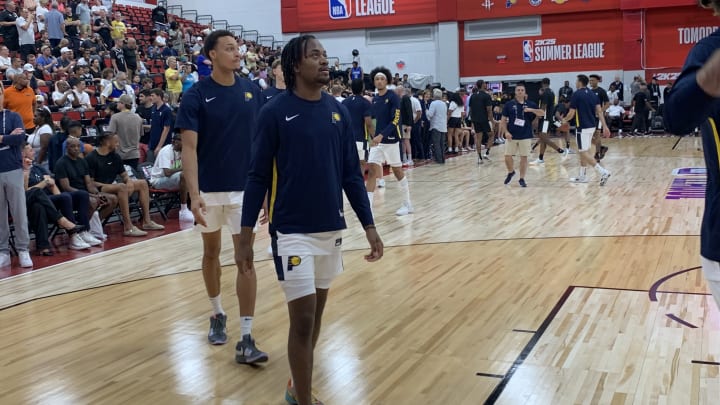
[281,34,317,91]
[370,66,392,87]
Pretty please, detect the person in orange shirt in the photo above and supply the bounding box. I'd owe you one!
[3,64,36,133]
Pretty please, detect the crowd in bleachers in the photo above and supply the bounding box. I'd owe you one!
[0,0,283,268]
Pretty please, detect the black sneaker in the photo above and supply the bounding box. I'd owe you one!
[235,334,269,364]
[504,171,516,185]
[519,178,527,187]
[208,313,228,345]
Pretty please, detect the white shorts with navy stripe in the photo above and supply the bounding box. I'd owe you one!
[272,231,344,302]
[576,128,595,152]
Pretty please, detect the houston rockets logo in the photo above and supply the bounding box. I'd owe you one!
[506,0,517,8]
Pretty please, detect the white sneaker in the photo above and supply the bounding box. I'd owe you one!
[569,176,589,183]
[69,234,91,250]
[0,253,10,268]
[407,160,414,166]
[600,171,611,186]
[179,208,195,223]
[90,231,108,241]
[483,153,491,161]
[79,231,102,246]
[530,159,544,165]
[562,149,569,158]
[18,251,33,268]
[395,202,415,216]
[377,179,386,188]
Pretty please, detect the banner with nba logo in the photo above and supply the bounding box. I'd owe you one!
[460,10,623,77]
[281,0,441,32]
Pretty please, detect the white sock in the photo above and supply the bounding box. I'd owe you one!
[240,316,253,337]
[408,154,412,161]
[367,191,374,205]
[209,295,224,315]
[580,167,587,178]
[180,203,188,211]
[594,163,607,174]
[399,177,411,205]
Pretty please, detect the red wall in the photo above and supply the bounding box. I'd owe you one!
[644,6,720,69]
[460,11,624,77]
[457,0,621,20]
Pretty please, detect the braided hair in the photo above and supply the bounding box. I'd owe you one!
[700,0,720,14]
[281,34,316,91]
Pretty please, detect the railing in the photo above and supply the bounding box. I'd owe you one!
[213,19,229,30]
[242,30,259,43]
[181,10,197,23]
[197,14,214,26]
[258,35,274,47]
[228,25,244,37]
[272,40,285,50]
[167,5,182,16]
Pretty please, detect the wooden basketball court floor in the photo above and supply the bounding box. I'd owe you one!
[1,137,717,404]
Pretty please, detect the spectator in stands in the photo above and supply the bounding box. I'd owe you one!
[68,78,91,110]
[27,108,53,169]
[35,94,50,113]
[154,30,167,48]
[151,2,167,25]
[22,144,94,253]
[147,88,173,163]
[110,39,126,74]
[0,2,20,57]
[606,98,625,132]
[169,21,184,56]
[64,6,82,51]
[149,132,192,222]
[90,0,107,16]
[35,0,49,44]
[123,37,138,79]
[181,63,198,94]
[245,44,258,71]
[37,45,59,74]
[85,132,165,236]
[191,36,203,55]
[56,46,77,76]
[5,57,24,80]
[16,6,37,63]
[196,50,211,80]
[54,136,118,229]
[107,94,142,170]
[45,2,65,48]
[52,80,76,111]
[0,84,33,269]
[164,56,181,107]
[0,46,11,72]
[4,69,36,133]
[93,8,112,48]
[35,30,49,54]
[78,63,94,86]
[75,0,92,34]
[100,70,134,106]
[135,89,152,120]
[82,32,106,55]
[110,11,127,42]
[88,56,102,79]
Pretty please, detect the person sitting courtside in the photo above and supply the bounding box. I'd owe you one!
[149,131,193,223]
[85,132,165,236]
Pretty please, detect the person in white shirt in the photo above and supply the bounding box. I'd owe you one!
[100,71,135,109]
[5,57,24,80]
[331,84,344,102]
[426,88,448,163]
[0,45,11,71]
[447,91,464,153]
[149,132,192,222]
[68,79,91,111]
[606,98,625,132]
[35,0,48,32]
[15,6,36,62]
[608,83,620,106]
[52,80,76,112]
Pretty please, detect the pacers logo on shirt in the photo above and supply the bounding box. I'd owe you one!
[332,112,341,123]
[245,92,253,101]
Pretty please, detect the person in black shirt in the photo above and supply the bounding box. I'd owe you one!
[469,80,494,163]
[397,86,414,165]
[0,2,19,53]
[85,132,164,236]
[54,137,118,224]
[558,80,573,101]
[531,78,567,164]
[64,7,82,52]
[123,38,138,79]
[631,85,654,134]
[110,39,126,73]
[648,77,662,108]
[589,74,610,160]
[341,78,374,170]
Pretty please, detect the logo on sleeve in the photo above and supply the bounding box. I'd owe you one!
[245,92,253,101]
[332,112,341,123]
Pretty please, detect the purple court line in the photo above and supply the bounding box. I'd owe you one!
[648,267,702,302]
[476,373,505,379]
[666,314,699,328]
